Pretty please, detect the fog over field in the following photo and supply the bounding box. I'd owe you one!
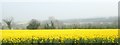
[0,0,118,22]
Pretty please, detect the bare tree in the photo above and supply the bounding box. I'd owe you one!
[46,16,63,29]
[2,17,13,29]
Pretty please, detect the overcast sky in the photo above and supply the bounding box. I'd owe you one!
[0,0,119,22]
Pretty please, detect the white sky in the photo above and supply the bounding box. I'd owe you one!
[0,0,119,22]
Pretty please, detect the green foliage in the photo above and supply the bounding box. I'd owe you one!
[26,19,40,29]
[2,38,119,45]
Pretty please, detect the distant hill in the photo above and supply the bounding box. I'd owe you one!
[61,16,118,23]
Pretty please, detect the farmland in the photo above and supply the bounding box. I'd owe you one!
[0,29,119,45]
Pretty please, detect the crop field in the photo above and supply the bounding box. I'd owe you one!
[0,29,119,45]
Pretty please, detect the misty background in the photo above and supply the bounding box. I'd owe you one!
[0,0,119,29]
[0,0,119,22]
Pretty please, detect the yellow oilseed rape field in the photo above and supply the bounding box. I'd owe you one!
[0,29,119,44]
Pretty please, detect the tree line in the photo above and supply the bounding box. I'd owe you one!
[1,17,118,30]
